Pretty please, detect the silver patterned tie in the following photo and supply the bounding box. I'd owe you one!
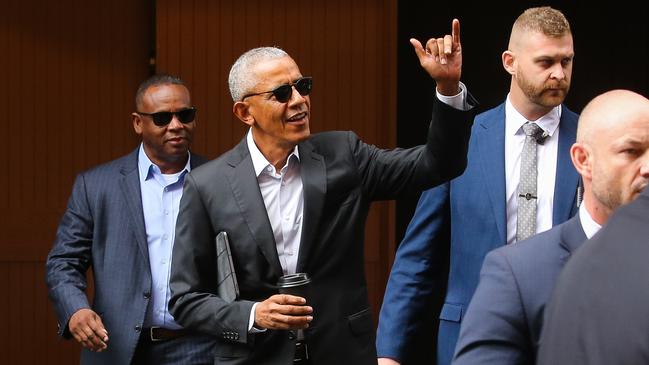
[516,122,543,242]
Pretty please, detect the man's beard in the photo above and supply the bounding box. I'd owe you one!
[517,72,570,108]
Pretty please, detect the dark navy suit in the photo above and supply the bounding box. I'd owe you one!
[46,149,214,365]
[453,215,586,364]
[377,103,580,365]
[538,187,649,365]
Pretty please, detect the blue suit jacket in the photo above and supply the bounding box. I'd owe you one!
[453,215,586,364]
[376,103,580,365]
[45,148,206,365]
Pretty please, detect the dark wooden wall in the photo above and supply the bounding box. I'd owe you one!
[0,0,152,363]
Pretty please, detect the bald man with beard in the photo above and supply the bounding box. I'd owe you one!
[453,90,649,365]
[537,90,649,365]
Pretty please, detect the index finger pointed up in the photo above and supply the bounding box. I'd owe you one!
[452,18,461,45]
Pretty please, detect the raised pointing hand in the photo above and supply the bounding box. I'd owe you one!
[410,19,462,96]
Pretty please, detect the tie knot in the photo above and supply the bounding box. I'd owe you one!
[522,122,547,144]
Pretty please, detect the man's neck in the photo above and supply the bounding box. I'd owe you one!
[257,142,293,171]
[583,196,612,226]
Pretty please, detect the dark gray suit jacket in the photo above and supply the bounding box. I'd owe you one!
[45,148,206,365]
[169,97,476,365]
[538,187,649,365]
[453,215,587,365]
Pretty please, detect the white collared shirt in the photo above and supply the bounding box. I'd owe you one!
[505,95,562,244]
[578,201,602,239]
[247,130,304,276]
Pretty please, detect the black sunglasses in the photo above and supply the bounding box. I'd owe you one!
[241,77,313,103]
[137,107,197,127]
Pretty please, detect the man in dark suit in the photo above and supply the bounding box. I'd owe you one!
[377,7,578,365]
[169,20,475,365]
[536,92,649,365]
[45,74,215,364]
[452,89,649,364]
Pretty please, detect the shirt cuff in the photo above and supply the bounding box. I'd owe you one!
[436,81,469,110]
[248,302,267,334]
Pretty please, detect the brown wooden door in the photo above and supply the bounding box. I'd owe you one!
[0,0,152,363]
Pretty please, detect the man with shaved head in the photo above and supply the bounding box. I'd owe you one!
[537,90,649,365]
[378,7,579,365]
[454,90,649,364]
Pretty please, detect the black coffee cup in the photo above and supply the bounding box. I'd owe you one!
[277,273,311,302]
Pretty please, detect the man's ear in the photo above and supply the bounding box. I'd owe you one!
[570,143,592,180]
[132,113,143,135]
[502,50,516,76]
[233,102,254,127]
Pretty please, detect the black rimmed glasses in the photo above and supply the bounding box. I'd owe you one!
[241,76,312,103]
[136,107,197,127]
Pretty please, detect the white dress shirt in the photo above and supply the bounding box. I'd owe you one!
[505,96,562,244]
[138,144,191,329]
[247,130,304,276]
[579,201,602,239]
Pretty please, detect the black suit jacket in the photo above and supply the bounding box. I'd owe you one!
[169,97,476,365]
[538,187,649,365]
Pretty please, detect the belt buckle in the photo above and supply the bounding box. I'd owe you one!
[294,341,309,361]
[149,326,164,342]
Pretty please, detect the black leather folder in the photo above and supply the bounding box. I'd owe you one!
[215,231,239,302]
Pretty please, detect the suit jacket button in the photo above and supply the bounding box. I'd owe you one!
[135,325,142,331]
[143,292,151,299]
[288,331,296,340]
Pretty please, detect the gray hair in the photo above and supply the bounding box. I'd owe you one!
[228,47,289,102]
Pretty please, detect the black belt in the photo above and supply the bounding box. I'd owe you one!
[294,341,310,363]
[143,327,189,342]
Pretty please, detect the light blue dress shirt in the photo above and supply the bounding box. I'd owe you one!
[138,144,191,329]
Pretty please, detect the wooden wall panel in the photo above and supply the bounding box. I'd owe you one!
[156,0,398,321]
[0,0,152,363]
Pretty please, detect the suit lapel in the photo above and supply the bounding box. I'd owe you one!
[226,139,284,277]
[558,215,587,264]
[296,140,326,273]
[119,149,150,267]
[553,109,580,225]
[476,104,507,244]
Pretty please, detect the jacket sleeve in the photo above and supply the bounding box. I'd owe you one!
[453,249,533,365]
[353,95,476,201]
[45,174,93,337]
[376,183,451,361]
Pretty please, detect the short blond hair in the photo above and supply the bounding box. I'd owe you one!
[512,6,571,39]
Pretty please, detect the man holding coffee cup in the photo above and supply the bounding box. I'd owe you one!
[169,20,476,365]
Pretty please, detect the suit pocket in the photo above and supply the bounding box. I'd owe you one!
[348,308,373,335]
[439,303,463,323]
